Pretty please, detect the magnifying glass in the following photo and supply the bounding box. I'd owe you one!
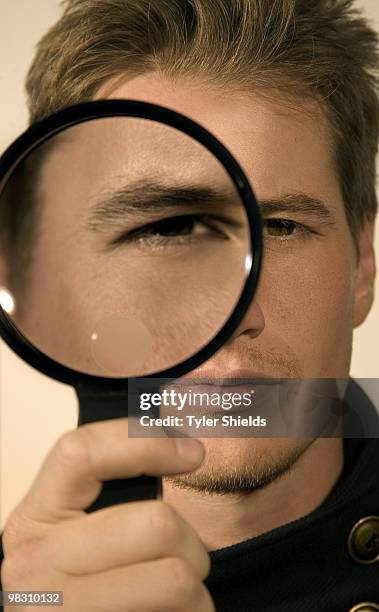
[0,100,262,511]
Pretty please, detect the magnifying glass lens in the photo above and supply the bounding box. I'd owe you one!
[0,115,254,378]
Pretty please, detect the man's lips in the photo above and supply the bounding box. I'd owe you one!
[161,370,282,417]
[152,375,345,436]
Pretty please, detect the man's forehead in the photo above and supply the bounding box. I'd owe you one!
[94,73,337,195]
[95,72,330,141]
[31,73,343,230]
[45,77,334,191]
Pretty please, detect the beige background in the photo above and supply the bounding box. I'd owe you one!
[0,0,378,528]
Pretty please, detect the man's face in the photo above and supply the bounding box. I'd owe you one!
[5,74,376,492]
[99,76,373,381]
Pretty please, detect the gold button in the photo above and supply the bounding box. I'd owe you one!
[348,516,379,564]
[349,604,379,612]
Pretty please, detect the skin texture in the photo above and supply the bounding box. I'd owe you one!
[1,74,376,554]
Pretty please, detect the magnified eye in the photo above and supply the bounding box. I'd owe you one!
[130,214,226,240]
[142,215,202,237]
[112,213,234,250]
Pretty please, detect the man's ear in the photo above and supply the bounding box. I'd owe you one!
[353,220,377,328]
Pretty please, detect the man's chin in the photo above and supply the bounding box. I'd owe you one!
[165,437,314,495]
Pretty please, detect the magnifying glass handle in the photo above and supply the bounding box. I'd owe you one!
[75,385,161,512]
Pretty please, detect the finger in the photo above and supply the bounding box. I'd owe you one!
[45,500,210,579]
[68,557,216,612]
[2,547,214,612]
[16,420,205,522]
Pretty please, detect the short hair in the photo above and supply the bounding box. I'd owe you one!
[2,0,379,269]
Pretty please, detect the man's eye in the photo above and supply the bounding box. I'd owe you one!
[136,215,203,238]
[112,214,230,250]
[264,219,311,239]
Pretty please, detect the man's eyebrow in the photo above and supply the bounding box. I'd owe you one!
[259,194,336,224]
[88,181,238,229]
[88,180,336,229]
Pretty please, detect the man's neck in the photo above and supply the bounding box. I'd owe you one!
[163,438,344,551]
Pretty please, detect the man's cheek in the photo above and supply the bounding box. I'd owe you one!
[266,253,353,374]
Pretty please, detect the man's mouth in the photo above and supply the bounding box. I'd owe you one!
[159,370,282,419]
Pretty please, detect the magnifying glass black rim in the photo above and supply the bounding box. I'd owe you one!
[0,99,263,389]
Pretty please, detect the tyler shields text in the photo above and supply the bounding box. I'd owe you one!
[139,415,267,428]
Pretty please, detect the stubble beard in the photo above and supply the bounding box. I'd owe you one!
[165,438,315,495]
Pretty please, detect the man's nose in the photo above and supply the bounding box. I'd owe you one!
[229,296,265,341]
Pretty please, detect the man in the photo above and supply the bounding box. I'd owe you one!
[0,0,378,610]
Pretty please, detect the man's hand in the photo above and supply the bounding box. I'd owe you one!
[1,419,215,611]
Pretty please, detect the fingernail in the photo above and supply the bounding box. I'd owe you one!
[175,437,205,465]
